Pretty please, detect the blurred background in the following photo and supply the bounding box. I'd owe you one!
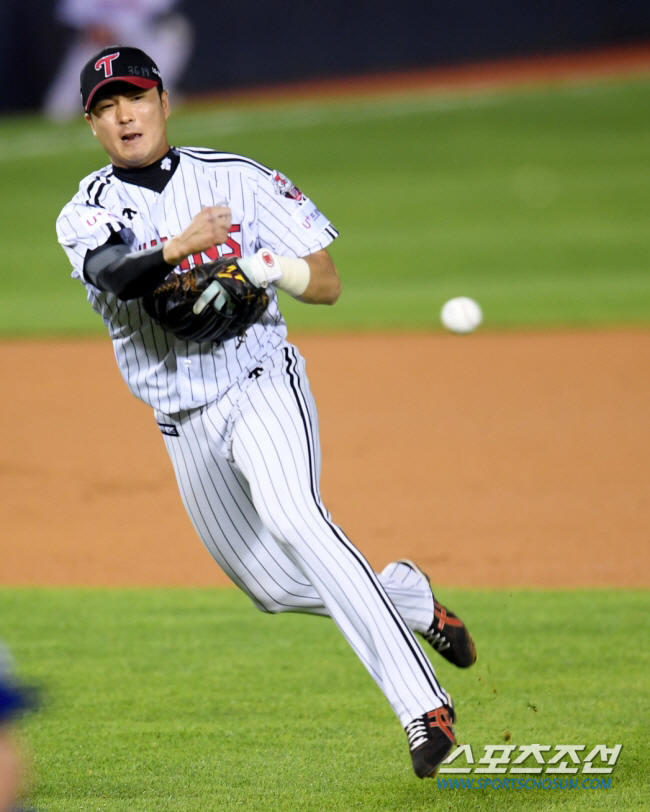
[1,0,650,114]
[2,10,649,809]
[1,0,650,333]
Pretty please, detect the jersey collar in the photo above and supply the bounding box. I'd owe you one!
[111,148,180,192]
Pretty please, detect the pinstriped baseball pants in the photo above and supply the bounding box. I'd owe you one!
[156,343,448,726]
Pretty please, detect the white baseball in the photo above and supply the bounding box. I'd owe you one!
[440,297,483,333]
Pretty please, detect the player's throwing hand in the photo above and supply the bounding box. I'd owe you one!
[163,205,232,266]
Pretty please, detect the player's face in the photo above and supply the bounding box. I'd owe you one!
[86,87,171,169]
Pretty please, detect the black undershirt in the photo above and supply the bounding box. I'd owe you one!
[111,147,180,193]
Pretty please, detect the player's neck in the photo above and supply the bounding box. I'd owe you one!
[111,148,179,192]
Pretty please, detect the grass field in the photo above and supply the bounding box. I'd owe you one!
[2,587,648,811]
[1,74,650,333]
[2,72,649,809]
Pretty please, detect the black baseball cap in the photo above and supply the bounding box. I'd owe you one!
[81,46,163,113]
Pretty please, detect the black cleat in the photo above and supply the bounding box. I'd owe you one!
[397,559,477,668]
[405,702,457,778]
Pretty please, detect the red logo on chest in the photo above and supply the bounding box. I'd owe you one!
[140,224,242,269]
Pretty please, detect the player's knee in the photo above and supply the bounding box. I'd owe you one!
[253,510,294,549]
[259,503,325,552]
[249,594,294,615]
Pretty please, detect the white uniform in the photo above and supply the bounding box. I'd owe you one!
[57,148,448,727]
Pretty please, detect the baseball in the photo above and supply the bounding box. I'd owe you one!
[440,297,483,334]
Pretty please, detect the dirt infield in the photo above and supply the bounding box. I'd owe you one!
[1,329,648,588]
[3,46,649,590]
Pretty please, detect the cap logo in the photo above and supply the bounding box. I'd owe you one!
[95,52,120,78]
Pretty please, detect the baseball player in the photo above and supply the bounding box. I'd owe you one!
[56,46,477,779]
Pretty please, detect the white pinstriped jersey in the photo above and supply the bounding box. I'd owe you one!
[56,146,451,736]
[56,147,338,413]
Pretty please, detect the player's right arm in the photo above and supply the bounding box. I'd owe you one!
[86,206,232,300]
[83,234,176,300]
[58,200,231,300]
[161,206,232,266]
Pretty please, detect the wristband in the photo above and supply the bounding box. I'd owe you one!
[275,255,310,297]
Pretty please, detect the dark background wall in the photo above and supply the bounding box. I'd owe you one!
[2,0,650,112]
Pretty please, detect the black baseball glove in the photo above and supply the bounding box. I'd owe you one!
[142,257,269,343]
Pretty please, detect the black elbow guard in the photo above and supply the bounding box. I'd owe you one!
[84,237,174,300]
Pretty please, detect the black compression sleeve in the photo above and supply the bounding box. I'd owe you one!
[83,237,175,300]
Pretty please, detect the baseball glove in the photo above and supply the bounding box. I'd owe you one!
[142,257,269,343]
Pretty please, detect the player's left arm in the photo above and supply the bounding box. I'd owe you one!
[238,247,341,306]
[299,248,341,305]
[250,167,341,305]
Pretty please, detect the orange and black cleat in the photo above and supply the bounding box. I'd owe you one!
[405,701,457,778]
[397,559,477,668]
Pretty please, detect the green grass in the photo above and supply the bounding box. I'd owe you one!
[1,587,647,811]
[1,76,650,334]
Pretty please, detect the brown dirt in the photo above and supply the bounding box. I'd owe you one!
[1,329,649,589]
[4,47,649,590]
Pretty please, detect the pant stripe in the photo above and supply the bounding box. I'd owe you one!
[167,417,312,607]
[281,346,447,706]
[196,412,313,591]
[232,402,393,689]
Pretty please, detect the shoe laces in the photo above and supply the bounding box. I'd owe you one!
[422,627,451,652]
[405,717,429,751]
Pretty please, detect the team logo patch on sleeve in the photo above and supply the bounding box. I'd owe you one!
[271,170,304,201]
[291,199,329,235]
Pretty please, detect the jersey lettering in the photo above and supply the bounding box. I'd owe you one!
[138,236,167,251]
[140,225,242,269]
[222,224,242,259]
